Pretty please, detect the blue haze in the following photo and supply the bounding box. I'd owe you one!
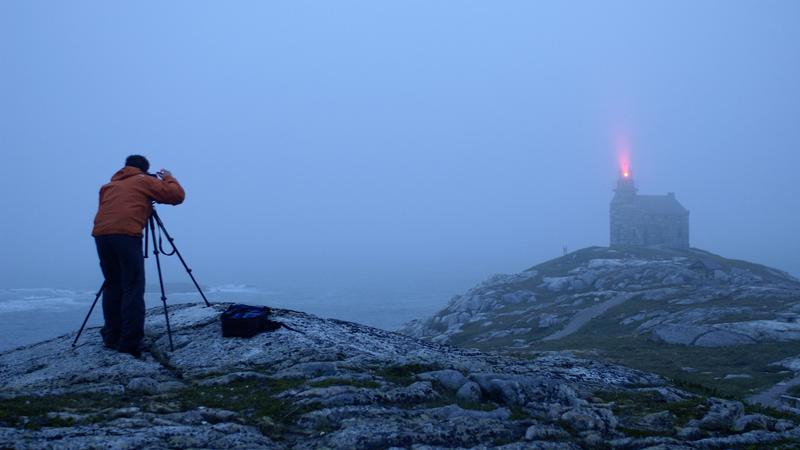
[1,2,798,337]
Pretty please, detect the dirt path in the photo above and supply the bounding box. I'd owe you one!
[748,374,800,409]
[542,294,631,341]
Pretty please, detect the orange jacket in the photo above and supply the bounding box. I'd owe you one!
[92,166,185,237]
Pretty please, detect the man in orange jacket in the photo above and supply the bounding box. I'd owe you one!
[92,155,185,358]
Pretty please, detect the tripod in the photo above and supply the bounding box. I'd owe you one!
[73,205,211,352]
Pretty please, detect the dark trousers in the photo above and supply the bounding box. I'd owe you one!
[95,235,145,351]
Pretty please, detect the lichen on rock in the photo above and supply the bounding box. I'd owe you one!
[1,302,799,449]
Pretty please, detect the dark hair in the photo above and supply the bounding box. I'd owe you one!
[125,155,150,173]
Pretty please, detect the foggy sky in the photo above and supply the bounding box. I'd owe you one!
[1,1,799,293]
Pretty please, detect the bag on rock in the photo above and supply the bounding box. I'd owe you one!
[221,304,282,338]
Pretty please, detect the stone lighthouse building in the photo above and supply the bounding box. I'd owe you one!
[610,171,689,250]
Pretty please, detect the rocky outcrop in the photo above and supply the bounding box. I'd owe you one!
[400,246,800,416]
[2,303,798,448]
[401,247,800,348]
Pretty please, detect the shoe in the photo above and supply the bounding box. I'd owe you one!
[117,341,146,359]
[103,341,118,350]
[118,340,148,359]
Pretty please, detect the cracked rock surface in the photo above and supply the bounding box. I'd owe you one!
[400,246,800,414]
[1,303,799,449]
[401,247,800,348]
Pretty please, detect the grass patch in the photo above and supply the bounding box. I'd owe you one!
[308,378,380,389]
[0,378,309,432]
[617,427,666,438]
[595,389,707,428]
[743,440,800,450]
[177,378,318,438]
[746,403,800,423]
[531,334,800,399]
[374,363,441,386]
[671,378,722,398]
[456,400,499,411]
[398,382,503,414]
[786,384,800,398]
[178,378,304,415]
[0,392,133,429]
[266,377,307,393]
[509,405,530,420]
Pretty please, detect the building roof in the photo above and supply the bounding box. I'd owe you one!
[631,194,688,215]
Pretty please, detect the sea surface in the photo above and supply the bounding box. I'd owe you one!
[0,284,452,353]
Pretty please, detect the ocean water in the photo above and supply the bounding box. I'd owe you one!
[0,284,452,353]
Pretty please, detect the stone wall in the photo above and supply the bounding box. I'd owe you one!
[610,203,689,250]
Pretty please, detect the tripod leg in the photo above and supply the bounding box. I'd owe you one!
[161,297,174,352]
[150,216,175,352]
[73,282,105,347]
[173,252,211,307]
[152,210,211,307]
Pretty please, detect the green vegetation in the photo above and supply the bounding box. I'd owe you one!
[526,246,679,277]
[456,399,500,412]
[0,377,311,435]
[178,378,304,415]
[463,273,800,400]
[386,371,506,413]
[743,440,800,450]
[595,389,708,429]
[374,363,441,386]
[433,245,800,405]
[0,392,133,429]
[508,405,530,420]
[746,403,800,423]
[308,378,381,389]
[457,289,800,400]
[524,332,800,399]
[525,245,792,284]
[176,378,318,437]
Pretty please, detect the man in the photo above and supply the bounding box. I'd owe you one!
[92,155,185,358]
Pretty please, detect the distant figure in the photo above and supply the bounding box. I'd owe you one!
[609,170,689,250]
[92,155,185,358]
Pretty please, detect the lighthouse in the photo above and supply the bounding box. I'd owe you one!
[609,169,690,250]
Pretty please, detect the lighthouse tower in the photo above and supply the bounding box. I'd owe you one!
[609,170,690,250]
[614,170,638,199]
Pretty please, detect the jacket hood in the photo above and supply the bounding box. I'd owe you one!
[111,166,145,181]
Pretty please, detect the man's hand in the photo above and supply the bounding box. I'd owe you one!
[156,169,172,180]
